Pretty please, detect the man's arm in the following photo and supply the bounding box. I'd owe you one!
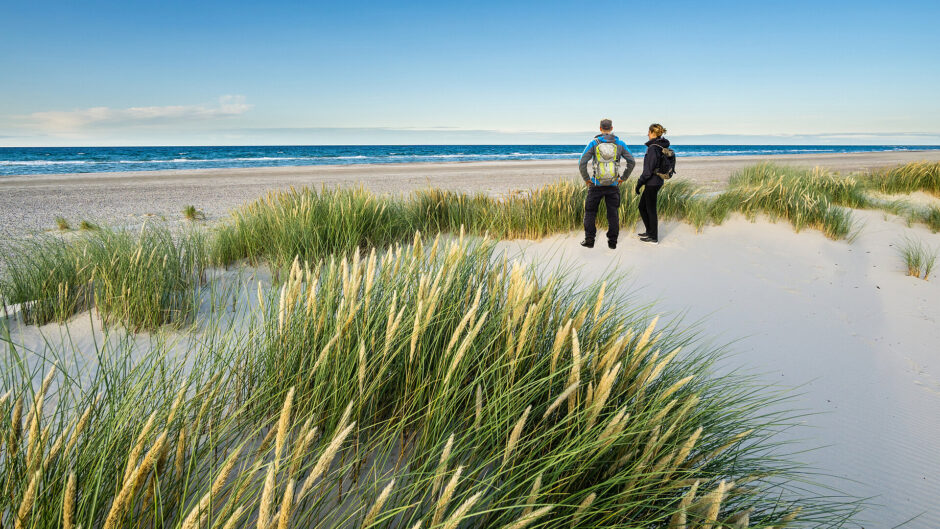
[578,140,597,183]
[616,140,636,181]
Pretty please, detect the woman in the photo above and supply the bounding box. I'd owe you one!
[635,123,669,243]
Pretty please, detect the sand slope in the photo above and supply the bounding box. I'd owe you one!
[498,210,940,527]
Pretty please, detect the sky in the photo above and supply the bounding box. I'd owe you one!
[1,0,939,146]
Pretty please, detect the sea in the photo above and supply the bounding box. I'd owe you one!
[2,145,938,177]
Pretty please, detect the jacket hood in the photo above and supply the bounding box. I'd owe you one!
[595,133,618,142]
[645,136,670,147]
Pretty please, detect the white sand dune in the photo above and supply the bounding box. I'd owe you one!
[497,210,940,528]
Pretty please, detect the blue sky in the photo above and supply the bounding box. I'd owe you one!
[1,0,939,146]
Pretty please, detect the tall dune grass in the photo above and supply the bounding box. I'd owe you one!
[0,236,857,528]
[0,226,207,329]
[868,161,940,197]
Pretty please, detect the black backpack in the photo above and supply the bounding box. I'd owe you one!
[653,144,676,180]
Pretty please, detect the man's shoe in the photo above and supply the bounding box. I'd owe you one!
[608,240,617,249]
[640,236,658,244]
[637,232,649,237]
[580,239,594,248]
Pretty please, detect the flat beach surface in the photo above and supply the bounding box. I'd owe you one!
[3,149,940,239]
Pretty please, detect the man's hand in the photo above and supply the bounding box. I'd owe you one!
[635,184,642,195]
[584,179,594,188]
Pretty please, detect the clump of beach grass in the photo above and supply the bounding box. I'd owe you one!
[0,235,858,528]
[898,237,938,279]
[0,225,207,328]
[183,205,206,221]
[79,220,99,231]
[54,216,70,231]
[868,161,940,197]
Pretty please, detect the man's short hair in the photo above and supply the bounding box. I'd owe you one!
[600,119,613,131]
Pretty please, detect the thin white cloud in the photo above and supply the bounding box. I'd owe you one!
[20,95,251,131]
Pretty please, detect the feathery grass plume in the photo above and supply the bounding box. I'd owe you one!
[298,421,356,498]
[521,473,543,517]
[288,426,319,478]
[431,433,455,496]
[548,320,573,376]
[363,478,395,527]
[277,479,296,529]
[634,315,659,354]
[586,362,621,429]
[542,382,579,421]
[409,299,424,362]
[358,340,367,397]
[9,396,23,457]
[174,426,187,478]
[103,431,167,529]
[668,480,700,529]
[63,472,76,529]
[698,480,729,529]
[598,408,630,446]
[275,387,295,468]
[443,310,489,386]
[778,507,802,525]
[474,385,483,430]
[592,281,606,320]
[501,505,554,529]
[16,470,41,529]
[502,405,531,468]
[432,465,464,526]
[123,411,157,483]
[567,329,582,415]
[258,464,277,529]
[673,427,704,469]
[180,492,212,529]
[211,441,245,499]
[441,491,483,529]
[571,492,596,528]
[222,505,247,529]
[661,375,694,401]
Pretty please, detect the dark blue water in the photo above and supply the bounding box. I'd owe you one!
[2,145,938,177]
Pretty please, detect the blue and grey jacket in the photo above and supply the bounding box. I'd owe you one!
[579,133,636,186]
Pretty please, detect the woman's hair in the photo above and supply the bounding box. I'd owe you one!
[649,123,666,137]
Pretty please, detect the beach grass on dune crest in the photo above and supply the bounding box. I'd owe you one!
[868,161,940,197]
[0,236,857,528]
[0,226,207,329]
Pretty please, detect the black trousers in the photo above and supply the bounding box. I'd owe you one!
[583,185,620,243]
[638,184,662,239]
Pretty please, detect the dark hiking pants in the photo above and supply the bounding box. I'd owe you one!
[584,185,620,243]
[638,184,662,239]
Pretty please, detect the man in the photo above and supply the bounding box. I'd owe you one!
[578,118,636,249]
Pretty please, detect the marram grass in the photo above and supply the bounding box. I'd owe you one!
[0,236,857,528]
[0,225,207,329]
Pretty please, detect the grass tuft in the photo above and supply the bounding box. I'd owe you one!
[183,205,206,221]
[54,216,71,231]
[898,237,938,280]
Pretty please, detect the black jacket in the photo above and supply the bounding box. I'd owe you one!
[637,136,670,188]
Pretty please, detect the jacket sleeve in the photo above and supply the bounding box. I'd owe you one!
[617,140,635,180]
[638,146,658,185]
[578,140,597,182]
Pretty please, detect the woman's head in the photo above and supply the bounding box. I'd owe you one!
[648,123,666,138]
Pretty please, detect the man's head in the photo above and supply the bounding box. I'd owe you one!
[599,118,613,133]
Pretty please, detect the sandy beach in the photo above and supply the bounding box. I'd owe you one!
[3,149,940,239]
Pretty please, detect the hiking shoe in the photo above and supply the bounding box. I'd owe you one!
[580,239,594,248]
[608,240,617,249]
[640,236,658,244]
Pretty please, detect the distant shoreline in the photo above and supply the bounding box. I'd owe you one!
[3,144,939,178]
[3,149,940,239]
